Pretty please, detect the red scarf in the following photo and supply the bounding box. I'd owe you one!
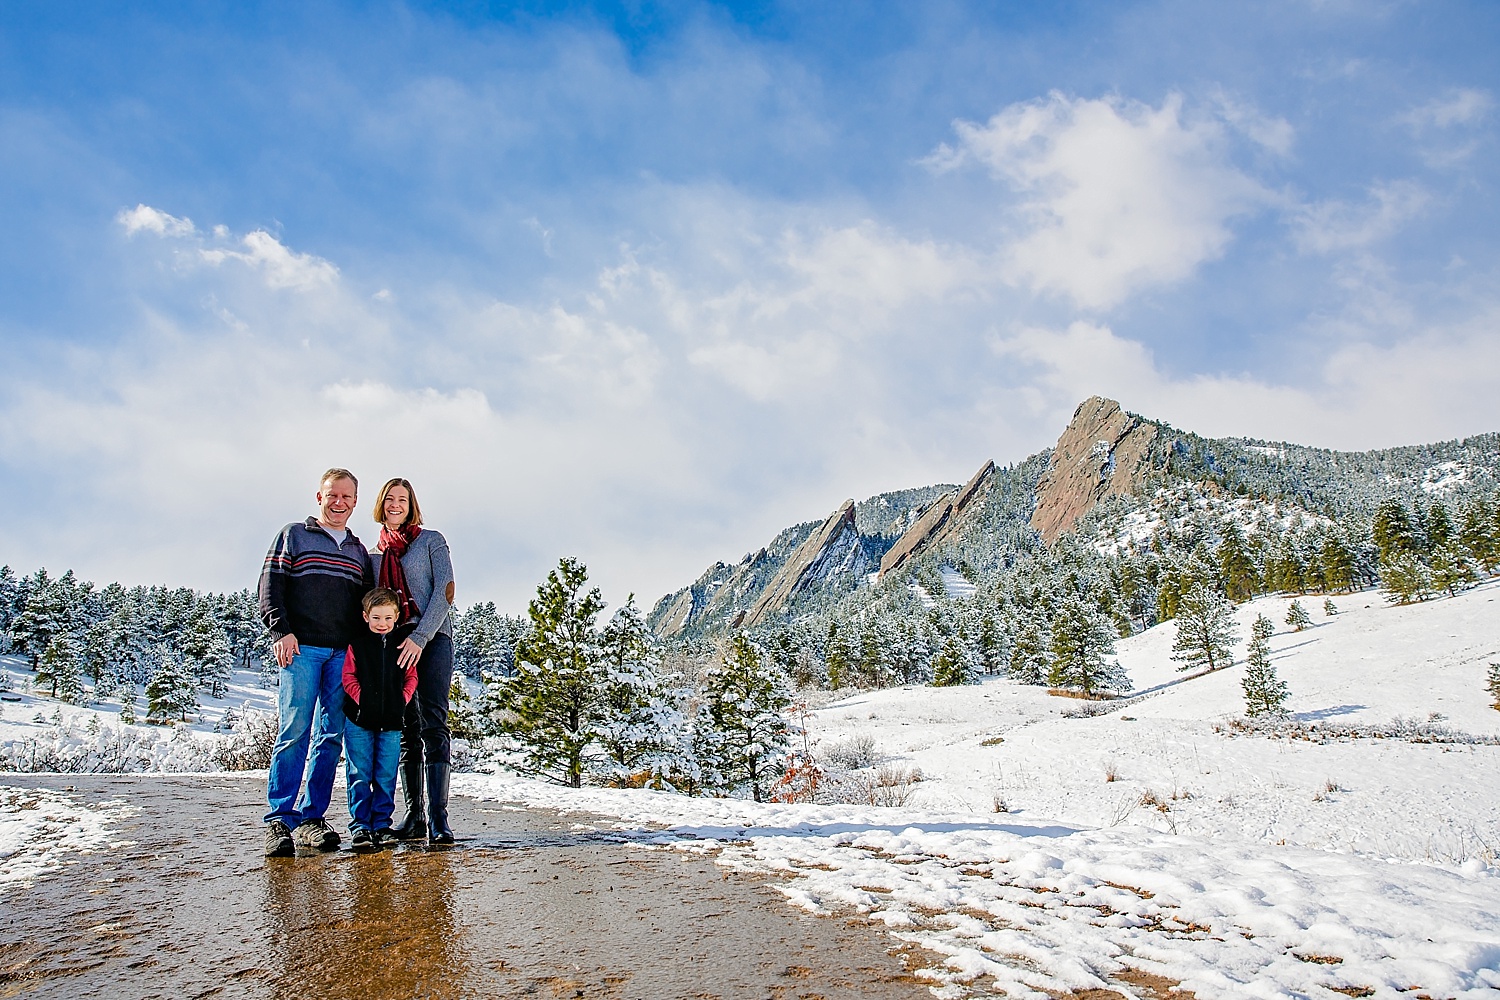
[379,524,423,623]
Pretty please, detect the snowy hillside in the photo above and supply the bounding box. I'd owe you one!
[807,579,1500,862]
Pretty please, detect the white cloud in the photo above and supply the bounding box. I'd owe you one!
[931,92,1272,310]
[116,204,196,237]
[1292,180,1430,254]
[200,230,339,291]
[1400,88,1494,130]
[992,316,1500,449]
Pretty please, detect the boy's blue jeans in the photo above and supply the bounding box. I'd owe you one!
[344,723,400,832]
[264,645,346,827]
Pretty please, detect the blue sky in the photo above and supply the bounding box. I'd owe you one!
[1,0,1497,611]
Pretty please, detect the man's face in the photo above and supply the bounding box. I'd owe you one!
[364,604,399,635]
[317,476,357,529]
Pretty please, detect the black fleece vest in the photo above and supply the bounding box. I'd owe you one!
[344,623,414,732]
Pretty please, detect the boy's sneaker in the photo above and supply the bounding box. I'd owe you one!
[264,820,294,858]
[350,827,376,853]
[373,828,397,849]
[292,818,341,852]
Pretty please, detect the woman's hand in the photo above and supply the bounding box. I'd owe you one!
[398,637,423,670]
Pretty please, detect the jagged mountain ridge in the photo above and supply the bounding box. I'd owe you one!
[648,484,952,638]
[649,396,1500,640]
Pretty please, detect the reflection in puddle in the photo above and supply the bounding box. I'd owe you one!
[264,850,466,999]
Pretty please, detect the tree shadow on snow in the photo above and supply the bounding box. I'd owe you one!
[1293,704,1366,721]
[651,818,1086,844]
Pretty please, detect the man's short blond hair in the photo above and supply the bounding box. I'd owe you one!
[320,468,358,493]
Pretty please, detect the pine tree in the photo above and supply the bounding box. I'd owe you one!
[1487,663,1500,713]
[1429,543,1478,598]
[1046,598,1130,697]
[1284,600,1313,631]
[179,602,233,698]
[930,635,976,687]
[1380,553,1433,605]
[1216,522,1259,602]
[1373,499,1421,563]
[119,682,138,725]
[595,597,682,782]
[1457,499,1498,572]
[1170,586,1240,673]
[448,673,482,741]
[693,634,790,802]
[1241,615,1289,717]
[1007,618,1049,685]
[500,557,608,788]
[1323,598,1338,616]
[145,645,198,723]
[35,635,83,703]
[1319,530,1357,594]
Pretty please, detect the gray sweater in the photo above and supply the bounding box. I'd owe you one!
[376,528,455,649]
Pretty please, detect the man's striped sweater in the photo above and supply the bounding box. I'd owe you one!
[258,517,374,649]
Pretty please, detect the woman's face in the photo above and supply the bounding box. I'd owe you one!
[382,485,411,527]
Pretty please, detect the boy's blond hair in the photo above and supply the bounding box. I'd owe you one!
[362,588,400,615]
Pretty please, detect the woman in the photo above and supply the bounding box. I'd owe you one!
[372,477,457,845]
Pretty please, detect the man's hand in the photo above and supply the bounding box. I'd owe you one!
[273,634,301,668]
[397,637,423,671]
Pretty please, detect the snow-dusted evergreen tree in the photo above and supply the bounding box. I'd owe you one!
[118,682,138,725]
[1373,499,1421,564]
[693,634,790,802]
[179,602,233,698]
[1380,552,1433,604]
[500,557,607,788]
[1046,598,1129,697]
[1171,585,1240,673]
[1284,600,1314,631]
[11,568,86,669]
[930,634,976,687]
[1429,543,1478,598]
[1323,598,1338,616]
[0,565,21,653]
[595,597,684,783]
[35,635,83,703]
[145,645,198,723]
[1488,663,1500,713]
[1458,498,1498,572]
[1241,615,1288,717]
[1216,522,1259,602]
[1007,618,1049,685]
[455,601,524,679]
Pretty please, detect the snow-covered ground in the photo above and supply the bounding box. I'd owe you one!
[0,785,135,887]
[457,580,1500,999]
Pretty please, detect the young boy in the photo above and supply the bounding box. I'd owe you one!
[342,588,418,852]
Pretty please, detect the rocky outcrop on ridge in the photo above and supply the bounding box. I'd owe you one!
[1029,396,1159,544]
[743,500,873,629]
[878,461,995,580]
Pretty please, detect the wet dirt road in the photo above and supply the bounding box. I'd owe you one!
[0,774,928,1000]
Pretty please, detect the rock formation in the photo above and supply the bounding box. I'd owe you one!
[743,500,867,628]
[1029,396,1158,544]
[878,460,995,580]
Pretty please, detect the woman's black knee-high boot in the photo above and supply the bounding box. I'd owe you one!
[393,739,427,841]
[426,762,453,845]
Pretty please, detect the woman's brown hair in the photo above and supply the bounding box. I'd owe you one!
[373,477,423,527]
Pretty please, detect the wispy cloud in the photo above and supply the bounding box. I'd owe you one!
[928,92,1273,310]
[1292,180,1430,254]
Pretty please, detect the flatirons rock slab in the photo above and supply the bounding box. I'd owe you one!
[1030,395,1158,544]
[743,499,862,628]
[878,460,995,580]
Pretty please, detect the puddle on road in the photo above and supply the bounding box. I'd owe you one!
[0,774,929,1000]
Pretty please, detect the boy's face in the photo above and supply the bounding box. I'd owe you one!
[365,603,399,635]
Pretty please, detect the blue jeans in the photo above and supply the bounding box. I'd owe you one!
[264,645,347,826]
[344,723,400,832]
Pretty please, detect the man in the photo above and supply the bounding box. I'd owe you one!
[258,468,373,857]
